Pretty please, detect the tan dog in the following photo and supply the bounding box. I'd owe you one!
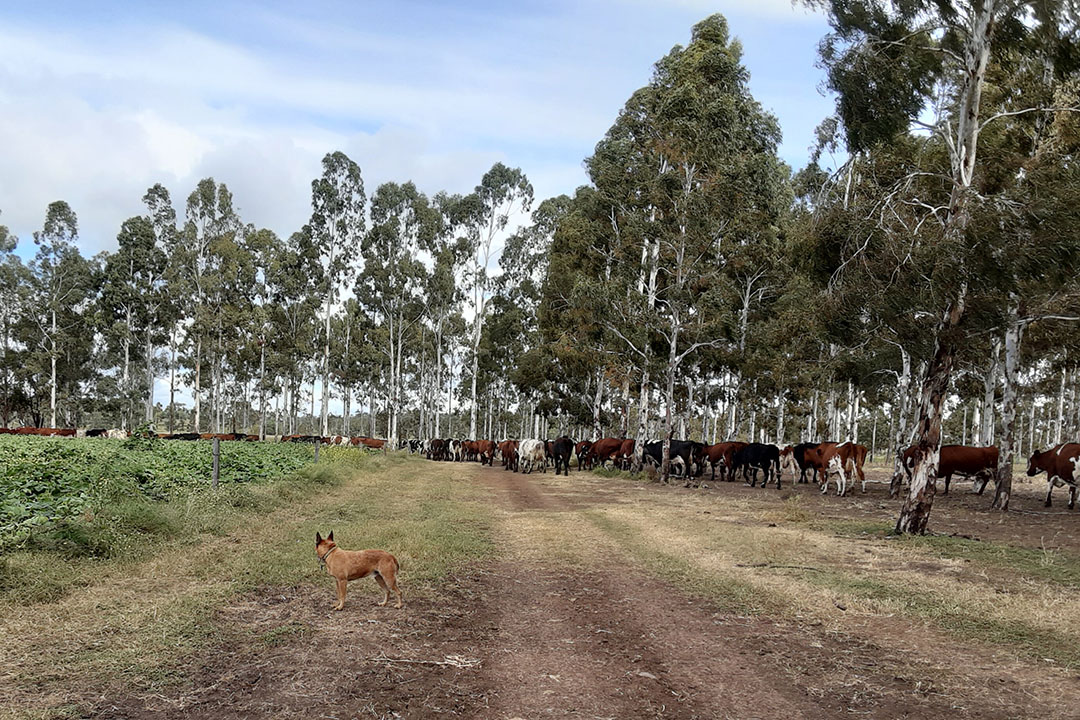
[315,531,403,611]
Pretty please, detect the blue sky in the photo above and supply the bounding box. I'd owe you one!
[0,0,835,256]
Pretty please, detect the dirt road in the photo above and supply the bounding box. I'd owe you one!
[89,462,1080,719]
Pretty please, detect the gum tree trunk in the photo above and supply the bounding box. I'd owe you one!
[992,305,1023,510]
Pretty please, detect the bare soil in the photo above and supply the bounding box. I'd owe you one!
[87,461,1080,719]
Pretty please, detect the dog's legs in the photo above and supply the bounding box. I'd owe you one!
[374,573,390,606]
[388,573,404,609]
[334,577,348,611]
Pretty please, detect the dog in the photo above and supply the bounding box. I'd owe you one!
[315,531,403,611]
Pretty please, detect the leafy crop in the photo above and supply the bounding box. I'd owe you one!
[0,436,319,552]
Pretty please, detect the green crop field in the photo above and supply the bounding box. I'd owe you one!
[0,436,324,553]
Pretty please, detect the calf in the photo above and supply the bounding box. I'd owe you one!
[1027,443,1080,508]
[732,443,781,488]
[902,444,998,495]
[551,436,574,476]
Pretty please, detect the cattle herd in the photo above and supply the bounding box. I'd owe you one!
[416,435,1080,508]
[2,425,1079,509]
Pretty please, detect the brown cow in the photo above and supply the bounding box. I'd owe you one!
[498,440,519,471]
[700,441,748,482]
[15,427,76,437]
[585,437,624,470]
[1027,443,1080,508]
[614,438,635,470]
[901,444,999,495]
[463,440,481,462]
[477,440,496,466]
[359,437,385,450]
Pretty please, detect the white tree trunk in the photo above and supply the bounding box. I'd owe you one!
[993,305,1024,510]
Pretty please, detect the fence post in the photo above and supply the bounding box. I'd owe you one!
[212,437,220,489]
[314,438,320,462]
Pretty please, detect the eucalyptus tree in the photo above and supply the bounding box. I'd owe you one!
[493,195,571,432]
[424,232,465,438]
[0,214,30,426]
[29,201,97,428]
[358,181,440,447]
[182,178,239,432]
[141,184,179,424]
[308,151,366,436]
[540,186,622,438]
[99,216,168,429]
[582,14,790,480]
[449,164,533,439]
[964,75,1080,510]
[265,229,320,435]
[807,0,1080,533]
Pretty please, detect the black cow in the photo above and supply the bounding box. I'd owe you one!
[733,443,781,488]
[790,442,820,483]
[551,436,574,476]
[642,440,705,477]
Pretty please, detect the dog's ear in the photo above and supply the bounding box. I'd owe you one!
[328,530,334,542]
[315,531,322,544]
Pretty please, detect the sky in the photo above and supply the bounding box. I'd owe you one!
[0,0,835,258]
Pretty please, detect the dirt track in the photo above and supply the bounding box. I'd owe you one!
[89,462,1080,719]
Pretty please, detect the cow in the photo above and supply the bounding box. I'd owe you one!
[732,443,781,488]
[359,437,386,450]
[519,439,546,474]
[574,440,593,469]
[699,441,748,482]
[427,438,445,460]
[614,438,636,470]
[778,442,822,484]
[477,440,496,466]
[551,436,574,476]
[1027,443,1080,508]
[642,440,704,477]
[804,442,868,496]
[901,444,999,495]
[498,440,519,471]
[584,437,624,470]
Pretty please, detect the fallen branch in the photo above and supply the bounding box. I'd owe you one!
[369,653,481,669]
